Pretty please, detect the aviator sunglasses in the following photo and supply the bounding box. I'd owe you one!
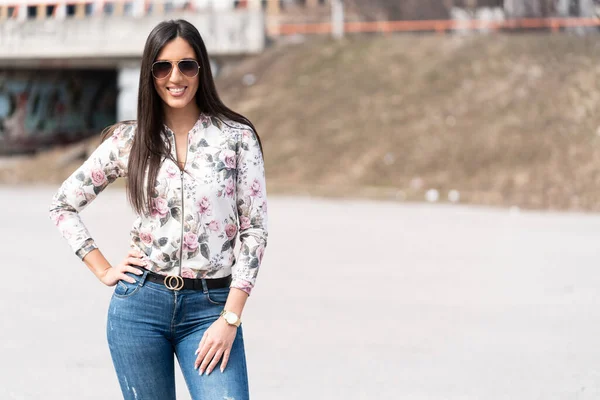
[151,59,200,79]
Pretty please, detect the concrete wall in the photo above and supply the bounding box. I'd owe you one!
[0,10,265,61]
[0,69,117,153]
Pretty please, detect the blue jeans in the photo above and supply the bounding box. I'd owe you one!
[106,270,249,400]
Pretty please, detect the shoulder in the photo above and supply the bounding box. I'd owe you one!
[216,117,256,143]
[112,121,137,139]
[212,116,251,133]
[220,118,251,131]
[101,121,137,144]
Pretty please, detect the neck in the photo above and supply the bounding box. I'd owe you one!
[163,102,201,136]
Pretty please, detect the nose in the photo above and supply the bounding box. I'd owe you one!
[169,62,184,82]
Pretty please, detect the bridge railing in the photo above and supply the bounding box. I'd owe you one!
[0,1,245,21]
[0,5,265,59]
[272,17,600,36]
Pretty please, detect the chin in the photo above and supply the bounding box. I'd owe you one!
[163,96,195,109]
[166,100,191,109]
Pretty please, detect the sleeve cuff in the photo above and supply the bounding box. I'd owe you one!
[230,278,253,296]
[75,238,97,260]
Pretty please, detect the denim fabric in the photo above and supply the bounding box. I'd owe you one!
[107,270,249,400]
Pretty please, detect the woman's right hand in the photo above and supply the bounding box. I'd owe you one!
[98,250,147,286]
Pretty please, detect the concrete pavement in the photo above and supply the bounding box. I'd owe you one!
[1,186,599,399]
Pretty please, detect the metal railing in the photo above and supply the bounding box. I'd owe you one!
[0,1,245,20]
[273,17,600,36]
[3,1,599,36]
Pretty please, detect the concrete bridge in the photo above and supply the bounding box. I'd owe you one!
[0,5,266,63]
[0,1,270,154]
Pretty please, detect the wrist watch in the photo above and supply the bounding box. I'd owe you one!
[220,309,241,327]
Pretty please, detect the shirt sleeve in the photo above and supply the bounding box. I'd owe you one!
[48,123,135,260]
[232,126,268,295]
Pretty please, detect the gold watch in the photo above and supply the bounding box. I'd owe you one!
[220,310,241,327]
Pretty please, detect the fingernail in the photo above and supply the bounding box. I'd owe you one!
[206,370,211,376]
[199,370,203,376]
[220,368,224,373]
[194,349,199,355]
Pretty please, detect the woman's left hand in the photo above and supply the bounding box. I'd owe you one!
[194,317,238,375]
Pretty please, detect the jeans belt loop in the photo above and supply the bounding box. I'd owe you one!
[139,268,149,287]
[200,278,209,294]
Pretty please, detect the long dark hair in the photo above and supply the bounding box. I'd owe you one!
[106,19,261,216]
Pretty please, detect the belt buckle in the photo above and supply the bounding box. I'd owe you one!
[164,275,184,291]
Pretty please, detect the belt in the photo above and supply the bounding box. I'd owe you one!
[134,266,231,291]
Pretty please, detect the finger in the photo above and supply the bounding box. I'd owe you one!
[195,344,211,371]
[195,334,207,357]
[125,256,147,266]
[128,249,143,258]
[115,261,142,277]
[220,349,231,373]
[194,334,208,369]
[199,347,217,376]
[124,265,144,275]
[119,273,136,284]
[205,349,224,376]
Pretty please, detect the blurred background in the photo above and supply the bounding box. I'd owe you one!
[2,1,600,399]
[1,0,600,210]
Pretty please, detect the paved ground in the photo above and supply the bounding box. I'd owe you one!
[1,186,600,400]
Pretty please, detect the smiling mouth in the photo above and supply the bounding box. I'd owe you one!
[167,87,187,95]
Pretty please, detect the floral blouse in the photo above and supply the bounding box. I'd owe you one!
[49,114,268,295]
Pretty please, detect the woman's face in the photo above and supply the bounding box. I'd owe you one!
[153,37,200,112]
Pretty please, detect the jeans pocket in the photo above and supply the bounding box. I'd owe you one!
[113,273,142,299]
[205,287,230,305]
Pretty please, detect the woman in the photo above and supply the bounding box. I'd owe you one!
[49,19,267,400]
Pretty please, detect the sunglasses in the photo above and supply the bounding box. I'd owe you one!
[151,59,200,79]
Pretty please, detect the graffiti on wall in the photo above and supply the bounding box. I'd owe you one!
[0,70,117,154]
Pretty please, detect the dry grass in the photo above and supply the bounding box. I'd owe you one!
[218,34,600,211]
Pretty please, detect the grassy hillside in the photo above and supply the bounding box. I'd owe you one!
[217,34,600,211]
[3,34,600,211]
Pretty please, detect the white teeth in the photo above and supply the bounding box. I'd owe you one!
[168,87,185,94]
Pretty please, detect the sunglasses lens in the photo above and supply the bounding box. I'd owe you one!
[178,60,199,77]
[152,62,172,79]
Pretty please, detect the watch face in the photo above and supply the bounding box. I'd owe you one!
[225,313,237,324]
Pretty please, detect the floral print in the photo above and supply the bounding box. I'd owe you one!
[49,115,268,295]
[196,197,212,215]
[151,197,170,218]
